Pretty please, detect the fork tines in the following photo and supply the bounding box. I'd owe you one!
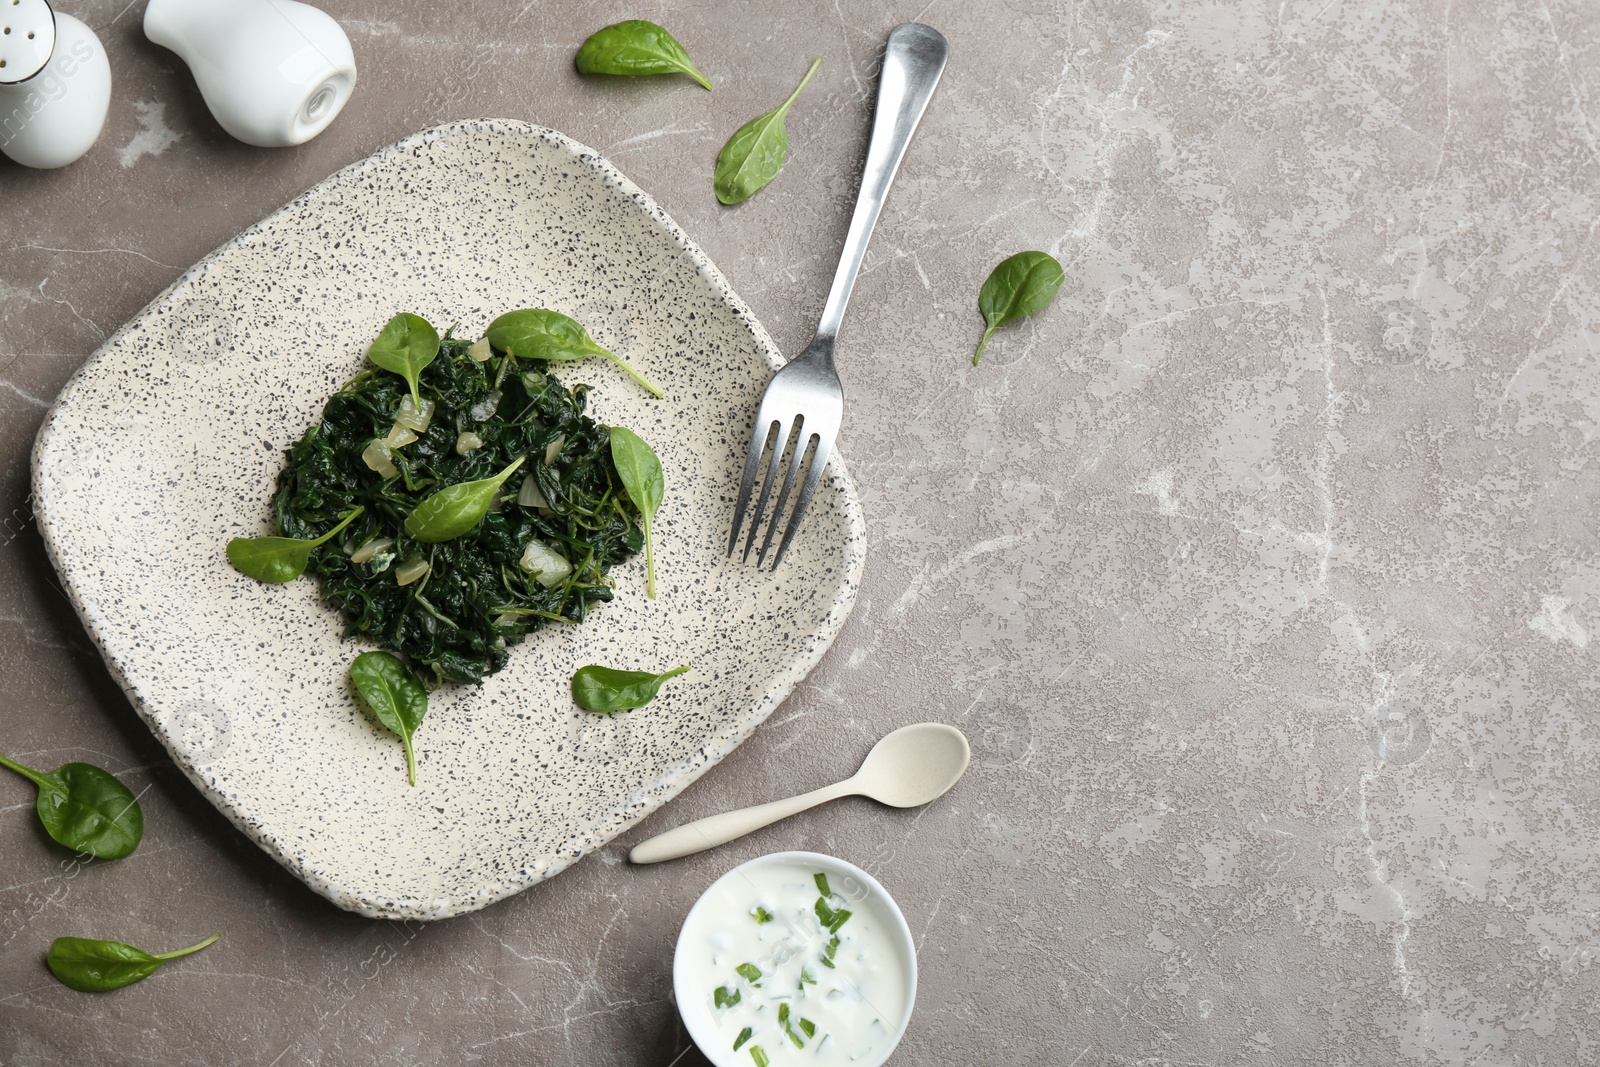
[728,414,835,569]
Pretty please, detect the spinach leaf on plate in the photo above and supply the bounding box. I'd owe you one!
[607,427,664,597]
[366,313,441,407]
[226,506,363,583]
[404,457,524,543]
[571,664,690,712]
[486,309,663,398]
[575,20,712,91]
[350,651,428,785]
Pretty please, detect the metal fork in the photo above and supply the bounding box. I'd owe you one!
[728,22,949,567]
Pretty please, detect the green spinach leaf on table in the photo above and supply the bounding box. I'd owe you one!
[47,933,219,992]
[715,57,822,205]
[0,754,143,859]
[972,251,1065,365]
[575,21,712,91]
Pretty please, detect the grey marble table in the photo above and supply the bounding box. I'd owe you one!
[3,1,1599,1064]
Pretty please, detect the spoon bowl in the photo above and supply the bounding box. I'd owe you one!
[854,722,971,807]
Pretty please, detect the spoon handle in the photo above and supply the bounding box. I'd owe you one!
[629,780,855,864]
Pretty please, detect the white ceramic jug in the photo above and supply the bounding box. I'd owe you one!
[0,0,111,169]
[144,0,355,148]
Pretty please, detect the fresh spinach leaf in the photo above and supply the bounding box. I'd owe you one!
[750,1047,770,1067]
[226,506,364,583]
[714,57,821,205]
[715,985,742,1009]
[0,755,144,859]
[367,313,441,408]
[607,427,664,597]
[486,309,663,398]
[973,251,1065,365]
[571,664,690,712]
[575,20,712,91]
[47,933,219,992]
[736,962,763,985]
[733,1026,753,1051]
[349,652,428,785]
[404,457,525,543]
[814,872,831,897]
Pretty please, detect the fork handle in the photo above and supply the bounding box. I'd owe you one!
[813,23,949,348]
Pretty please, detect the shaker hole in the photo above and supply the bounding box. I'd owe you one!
[305,85,335,121]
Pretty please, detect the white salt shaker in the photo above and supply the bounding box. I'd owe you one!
[0,0,111,169]
[144,0,356,148]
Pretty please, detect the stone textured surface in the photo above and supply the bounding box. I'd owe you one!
[2,0,1598,1063]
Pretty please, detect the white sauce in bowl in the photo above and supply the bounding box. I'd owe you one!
[677,858,912,1066]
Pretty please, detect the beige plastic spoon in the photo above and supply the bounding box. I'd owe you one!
[628,722,971,864]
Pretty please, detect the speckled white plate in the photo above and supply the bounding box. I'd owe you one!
[30,120,865,920]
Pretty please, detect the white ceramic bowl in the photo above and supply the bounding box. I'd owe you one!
[674,851,918,1067]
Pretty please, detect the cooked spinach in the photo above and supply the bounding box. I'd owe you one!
[0,754,143,859]
[270,322,646,685]
[575,20,712,91]
[47,933,219,992]
[607,427,663,597]
[349,651,428,785]
[367,313,441,407]
[973,251,1065,365]
[486,309,663,398]
[226,506,363,583]
[714,57,822,205]
[571,664,689,712]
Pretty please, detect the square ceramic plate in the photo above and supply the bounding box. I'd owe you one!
[30,120,865,920]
